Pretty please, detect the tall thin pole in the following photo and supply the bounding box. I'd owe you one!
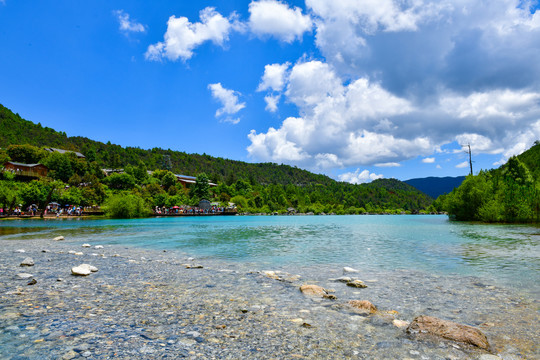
[467,144,473,176]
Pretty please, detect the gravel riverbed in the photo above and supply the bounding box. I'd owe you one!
[0,237,538,359]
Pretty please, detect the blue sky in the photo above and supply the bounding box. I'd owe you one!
[1,0,539,182]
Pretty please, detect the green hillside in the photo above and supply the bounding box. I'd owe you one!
[438,141,540,223]
[0,103,433,215]
[0,104,332,186]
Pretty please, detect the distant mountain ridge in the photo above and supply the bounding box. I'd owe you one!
[405,176,466,198]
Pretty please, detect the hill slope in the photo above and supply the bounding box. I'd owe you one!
[0,103,433,211]
[405,176,465,198]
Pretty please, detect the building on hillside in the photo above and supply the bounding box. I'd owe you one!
[175,174,217,188]
[3,161,48,178]
[45,147,85,158]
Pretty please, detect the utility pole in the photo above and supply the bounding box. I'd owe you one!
[466,144,473,176]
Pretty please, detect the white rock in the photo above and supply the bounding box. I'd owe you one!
[71,264,98,276]
[53,236,65,241]
[20,257,34,267]
[82,244,91,248]
[71,266,91,276]
[15,249,26,253]
[94,245,104,249]
[343,267,359,274]
[16,273,34,280]
[74,252,84,256]
[68,250,77,254]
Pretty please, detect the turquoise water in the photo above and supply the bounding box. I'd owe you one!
[1,215,539,294]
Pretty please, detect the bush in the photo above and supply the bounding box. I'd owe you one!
[104,193,151,218]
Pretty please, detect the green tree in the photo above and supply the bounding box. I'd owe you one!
[192,173,211,201]
[102,173,136,190]
[7,144,47,164]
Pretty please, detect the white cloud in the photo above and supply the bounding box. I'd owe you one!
[375,162,401,167]
[208,83,246,120]
[146,7,241,61]
[114,10,146,33]
[338,169,383,184]
[436,164,442,169]
[257,63,290,92]
[264,94,281,112]
[249,0,312,42]
[422,157,435,163]
[247,60,430,170]
[247,1,540,171]
[456,161,469,169]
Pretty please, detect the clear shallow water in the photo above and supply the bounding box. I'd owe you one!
[1,215,538,296]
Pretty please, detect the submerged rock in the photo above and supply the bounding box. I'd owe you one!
[407,315,490,350]
[346,280,368,288]
[20,257,35,267]
[300,284,337,300]
[347,300,377,314]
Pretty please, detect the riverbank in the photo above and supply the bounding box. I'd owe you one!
[0,237,538,359]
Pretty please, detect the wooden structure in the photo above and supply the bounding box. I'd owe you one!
[3,161,48,178]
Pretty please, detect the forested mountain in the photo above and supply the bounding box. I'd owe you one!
[405,176,465,198]
[0,104,332,186]
[0,103,433,215]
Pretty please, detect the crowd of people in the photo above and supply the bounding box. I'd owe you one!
[0,204,85,217]
[153,205,231,215]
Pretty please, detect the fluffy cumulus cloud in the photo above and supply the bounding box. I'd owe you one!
[114,10,146,33]
[248,0,312,42]
[248,0,540,171]
[146,7,242,61]
[422,157,436,163]
[208,83,245,123]
[338,169,383,184]
[257,63,290,92]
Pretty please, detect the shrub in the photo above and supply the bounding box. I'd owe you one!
[104,193,151,218]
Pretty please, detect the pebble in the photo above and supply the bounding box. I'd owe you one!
[20,257,35,267]
[95,245,104,249]
[16,273,34,280]
[82,244,91,248]
[71,264,98,276]
[15,249,25,253]
[343,267,359,273]
[53,236,65,241]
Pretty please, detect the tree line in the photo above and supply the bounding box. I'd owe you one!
[432,142,540,223]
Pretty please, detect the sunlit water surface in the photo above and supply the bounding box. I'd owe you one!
[1,215,538,297]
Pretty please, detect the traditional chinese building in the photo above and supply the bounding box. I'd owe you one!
[3,161,49,178]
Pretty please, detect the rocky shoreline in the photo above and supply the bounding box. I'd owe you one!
[1,237,538,359]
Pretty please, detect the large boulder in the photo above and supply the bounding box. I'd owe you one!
[407,315,490,350]
[299,284,337,300]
